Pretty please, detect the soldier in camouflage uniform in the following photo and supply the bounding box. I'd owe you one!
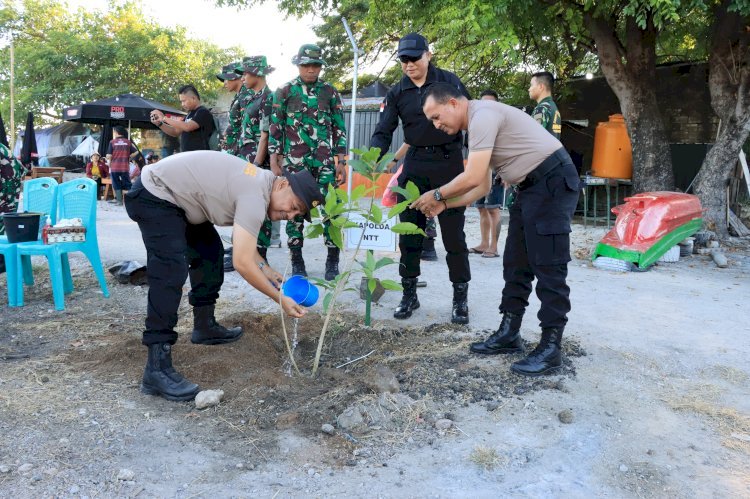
[238,56,281,253]
[237,56,275,167]
[0,143,28,273]
[269,44,347,280]
[217,61,250,156]
[528,71,562,139]
[223,56,278,273]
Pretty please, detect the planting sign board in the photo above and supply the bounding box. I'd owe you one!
[345,211,398,252]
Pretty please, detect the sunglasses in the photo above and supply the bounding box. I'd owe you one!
[399,54,423,64]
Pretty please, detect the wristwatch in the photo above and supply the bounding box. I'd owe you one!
[433,189,444,201]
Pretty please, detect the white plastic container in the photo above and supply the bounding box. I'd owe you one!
[658,245,680,263]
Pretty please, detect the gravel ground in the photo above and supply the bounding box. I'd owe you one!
[1,198,749,498]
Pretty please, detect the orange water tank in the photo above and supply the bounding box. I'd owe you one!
[591,114,633,179]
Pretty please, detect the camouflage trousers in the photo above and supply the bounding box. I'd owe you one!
[285,161,336,248]
[0,187,22,235]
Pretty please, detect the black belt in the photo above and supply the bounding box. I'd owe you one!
[519,148,567,189]
[410,142,461,155]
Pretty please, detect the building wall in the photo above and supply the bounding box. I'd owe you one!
[344,108,405,156]
[558,62,719,187]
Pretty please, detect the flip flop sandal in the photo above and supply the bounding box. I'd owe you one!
[469,247,485,254]
[481,251,500,258]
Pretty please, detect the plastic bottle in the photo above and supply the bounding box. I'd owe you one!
[42,216,52,244]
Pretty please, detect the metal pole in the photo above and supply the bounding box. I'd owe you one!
[342,17,361,198]
[10,37,15,152]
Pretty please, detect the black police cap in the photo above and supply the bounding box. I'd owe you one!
[398,33,429,57]
[284,170,325,222]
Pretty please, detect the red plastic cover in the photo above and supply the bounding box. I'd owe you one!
[600,192,702,252]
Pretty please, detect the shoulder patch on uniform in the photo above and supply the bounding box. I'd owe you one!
[243,163,258,176]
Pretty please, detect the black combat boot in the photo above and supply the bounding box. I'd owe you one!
[421,237,438,261]
[325,247,340,281]
[470,312,524,355]
[223,247,234,272]
[511,327,563,376]
[191,305,243,345]
[451,282,469,324]
[290,247,307,277]
[257,246,268,261]
[141,342,200,401]
[394,277,420,319]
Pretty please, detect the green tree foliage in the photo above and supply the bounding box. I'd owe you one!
[0,0,242,124]
[217,0,598,100]
[227,0,749,231]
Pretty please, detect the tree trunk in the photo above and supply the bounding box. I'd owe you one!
[693,1,750,238]
[693,123,749,236]
[585,13,675,193]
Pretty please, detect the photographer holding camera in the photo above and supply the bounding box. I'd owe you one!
[150,85,215,152]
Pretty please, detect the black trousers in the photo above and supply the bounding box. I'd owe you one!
[500,148,580,329]
[125,179,224,346]
[396,146,470,283]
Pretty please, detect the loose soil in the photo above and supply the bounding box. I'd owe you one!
[1,204,749,498]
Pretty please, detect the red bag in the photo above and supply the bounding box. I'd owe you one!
[381,165,403,207]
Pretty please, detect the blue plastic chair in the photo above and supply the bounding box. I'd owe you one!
[0,177,58,306]
[15,178,109,310]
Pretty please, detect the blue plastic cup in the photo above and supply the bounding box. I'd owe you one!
[282,275,319,307]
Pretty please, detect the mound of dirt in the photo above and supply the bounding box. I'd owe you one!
[1,270,584,468]
[60,309,584,465]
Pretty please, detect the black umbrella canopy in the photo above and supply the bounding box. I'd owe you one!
[62,93,186,129]
[20,112,38,166]
[97,122,113,157]
[0,112,8,148]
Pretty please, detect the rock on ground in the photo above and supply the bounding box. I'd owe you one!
[558,409,574,424]
[117,468,135,481]
[195,389,224,410]
[435,419,453,430]
[365,365,400,394]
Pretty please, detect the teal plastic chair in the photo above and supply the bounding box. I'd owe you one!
[0,177,58,306]
[15,178,109,310]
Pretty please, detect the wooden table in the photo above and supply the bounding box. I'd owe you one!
[101,177,114,200]
[31,167,65,183]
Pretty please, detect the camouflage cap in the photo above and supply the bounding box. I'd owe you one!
[292,44,326,66]
[235,55,275,77]
[216,62,242,82]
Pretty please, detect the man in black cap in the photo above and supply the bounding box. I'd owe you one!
[124,150,324,402]
[370,32,472,325]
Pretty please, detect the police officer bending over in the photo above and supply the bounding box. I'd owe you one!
[125,151,324,401]
[370,32,472,324]
[412,83,581,377]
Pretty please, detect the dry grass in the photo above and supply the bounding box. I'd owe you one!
[469,445,505,471]
[701,365,749,385]
[666,385,750,455]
